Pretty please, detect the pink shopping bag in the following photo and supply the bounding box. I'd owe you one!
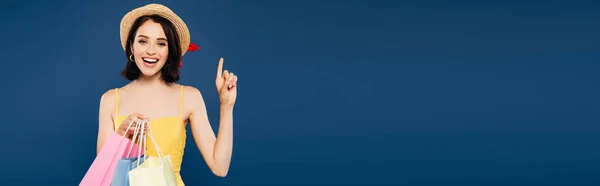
[79,123,145,186]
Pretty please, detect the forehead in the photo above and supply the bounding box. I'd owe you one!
[135,20,166,39]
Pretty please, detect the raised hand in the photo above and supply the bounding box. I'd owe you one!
[215,57,238,106]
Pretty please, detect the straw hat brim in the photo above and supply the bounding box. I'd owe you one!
[120,4,190,57]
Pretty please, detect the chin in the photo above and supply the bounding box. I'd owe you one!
[136,63,163,77]
[140,69,161,77]
[136,66,161,76]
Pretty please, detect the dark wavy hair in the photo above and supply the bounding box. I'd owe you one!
[121,14,182,83]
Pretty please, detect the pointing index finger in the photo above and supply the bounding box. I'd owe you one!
[217,57,224,78]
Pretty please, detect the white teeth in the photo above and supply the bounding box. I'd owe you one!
[142,58,158,63]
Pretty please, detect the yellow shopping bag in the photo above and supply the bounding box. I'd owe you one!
[128,119,177,186]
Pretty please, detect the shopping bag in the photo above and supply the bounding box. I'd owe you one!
[128,119,177,186]
[111,123,148,186]
[80,119,145,186]
[110,157,146,186]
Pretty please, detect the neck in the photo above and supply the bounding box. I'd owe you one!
[132,74,170,88]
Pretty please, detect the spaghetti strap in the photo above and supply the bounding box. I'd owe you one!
[115,88,119,116]
[179,85,183,117]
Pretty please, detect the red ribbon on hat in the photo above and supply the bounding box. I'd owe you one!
[179,42,200,68]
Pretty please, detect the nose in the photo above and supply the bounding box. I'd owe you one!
[145,45,157,55]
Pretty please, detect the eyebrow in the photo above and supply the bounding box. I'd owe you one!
[137,35,167,41]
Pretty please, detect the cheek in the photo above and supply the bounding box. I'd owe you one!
[160,48,169,57]
[132,45,145,56]
[160,49,169,62]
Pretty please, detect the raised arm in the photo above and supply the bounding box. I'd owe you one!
[187,57,237,177]
[187,86,234,177]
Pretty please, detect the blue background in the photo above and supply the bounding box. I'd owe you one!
[1,0,600,185]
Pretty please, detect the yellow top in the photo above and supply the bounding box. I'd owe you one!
[113,86,187,186]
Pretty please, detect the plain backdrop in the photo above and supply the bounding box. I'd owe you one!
[1,0,599,185]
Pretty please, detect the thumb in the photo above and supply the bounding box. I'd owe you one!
[220,81,230,93]
[221,77,235,92]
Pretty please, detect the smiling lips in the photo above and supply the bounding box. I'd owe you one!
[142,57,159,63]
[141,57,159,68]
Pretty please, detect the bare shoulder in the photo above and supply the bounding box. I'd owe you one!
[100,89,116,106]
[181,85,208,115]
[181,85,204,101]
[99,89,117,116]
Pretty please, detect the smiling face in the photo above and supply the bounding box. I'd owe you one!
[131,20,170,78]
[121,15,182,83]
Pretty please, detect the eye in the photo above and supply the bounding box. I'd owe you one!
[158,42,167,47]
[137,39,147,44]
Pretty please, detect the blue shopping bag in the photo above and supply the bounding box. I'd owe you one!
[111,156,146,186]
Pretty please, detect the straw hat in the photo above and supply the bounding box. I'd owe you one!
[119,3,193,57]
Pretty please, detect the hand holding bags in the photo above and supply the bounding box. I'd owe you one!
[128,119,177,186]
[80,119,145,186]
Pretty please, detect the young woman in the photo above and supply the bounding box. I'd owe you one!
[95,4,236,185]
